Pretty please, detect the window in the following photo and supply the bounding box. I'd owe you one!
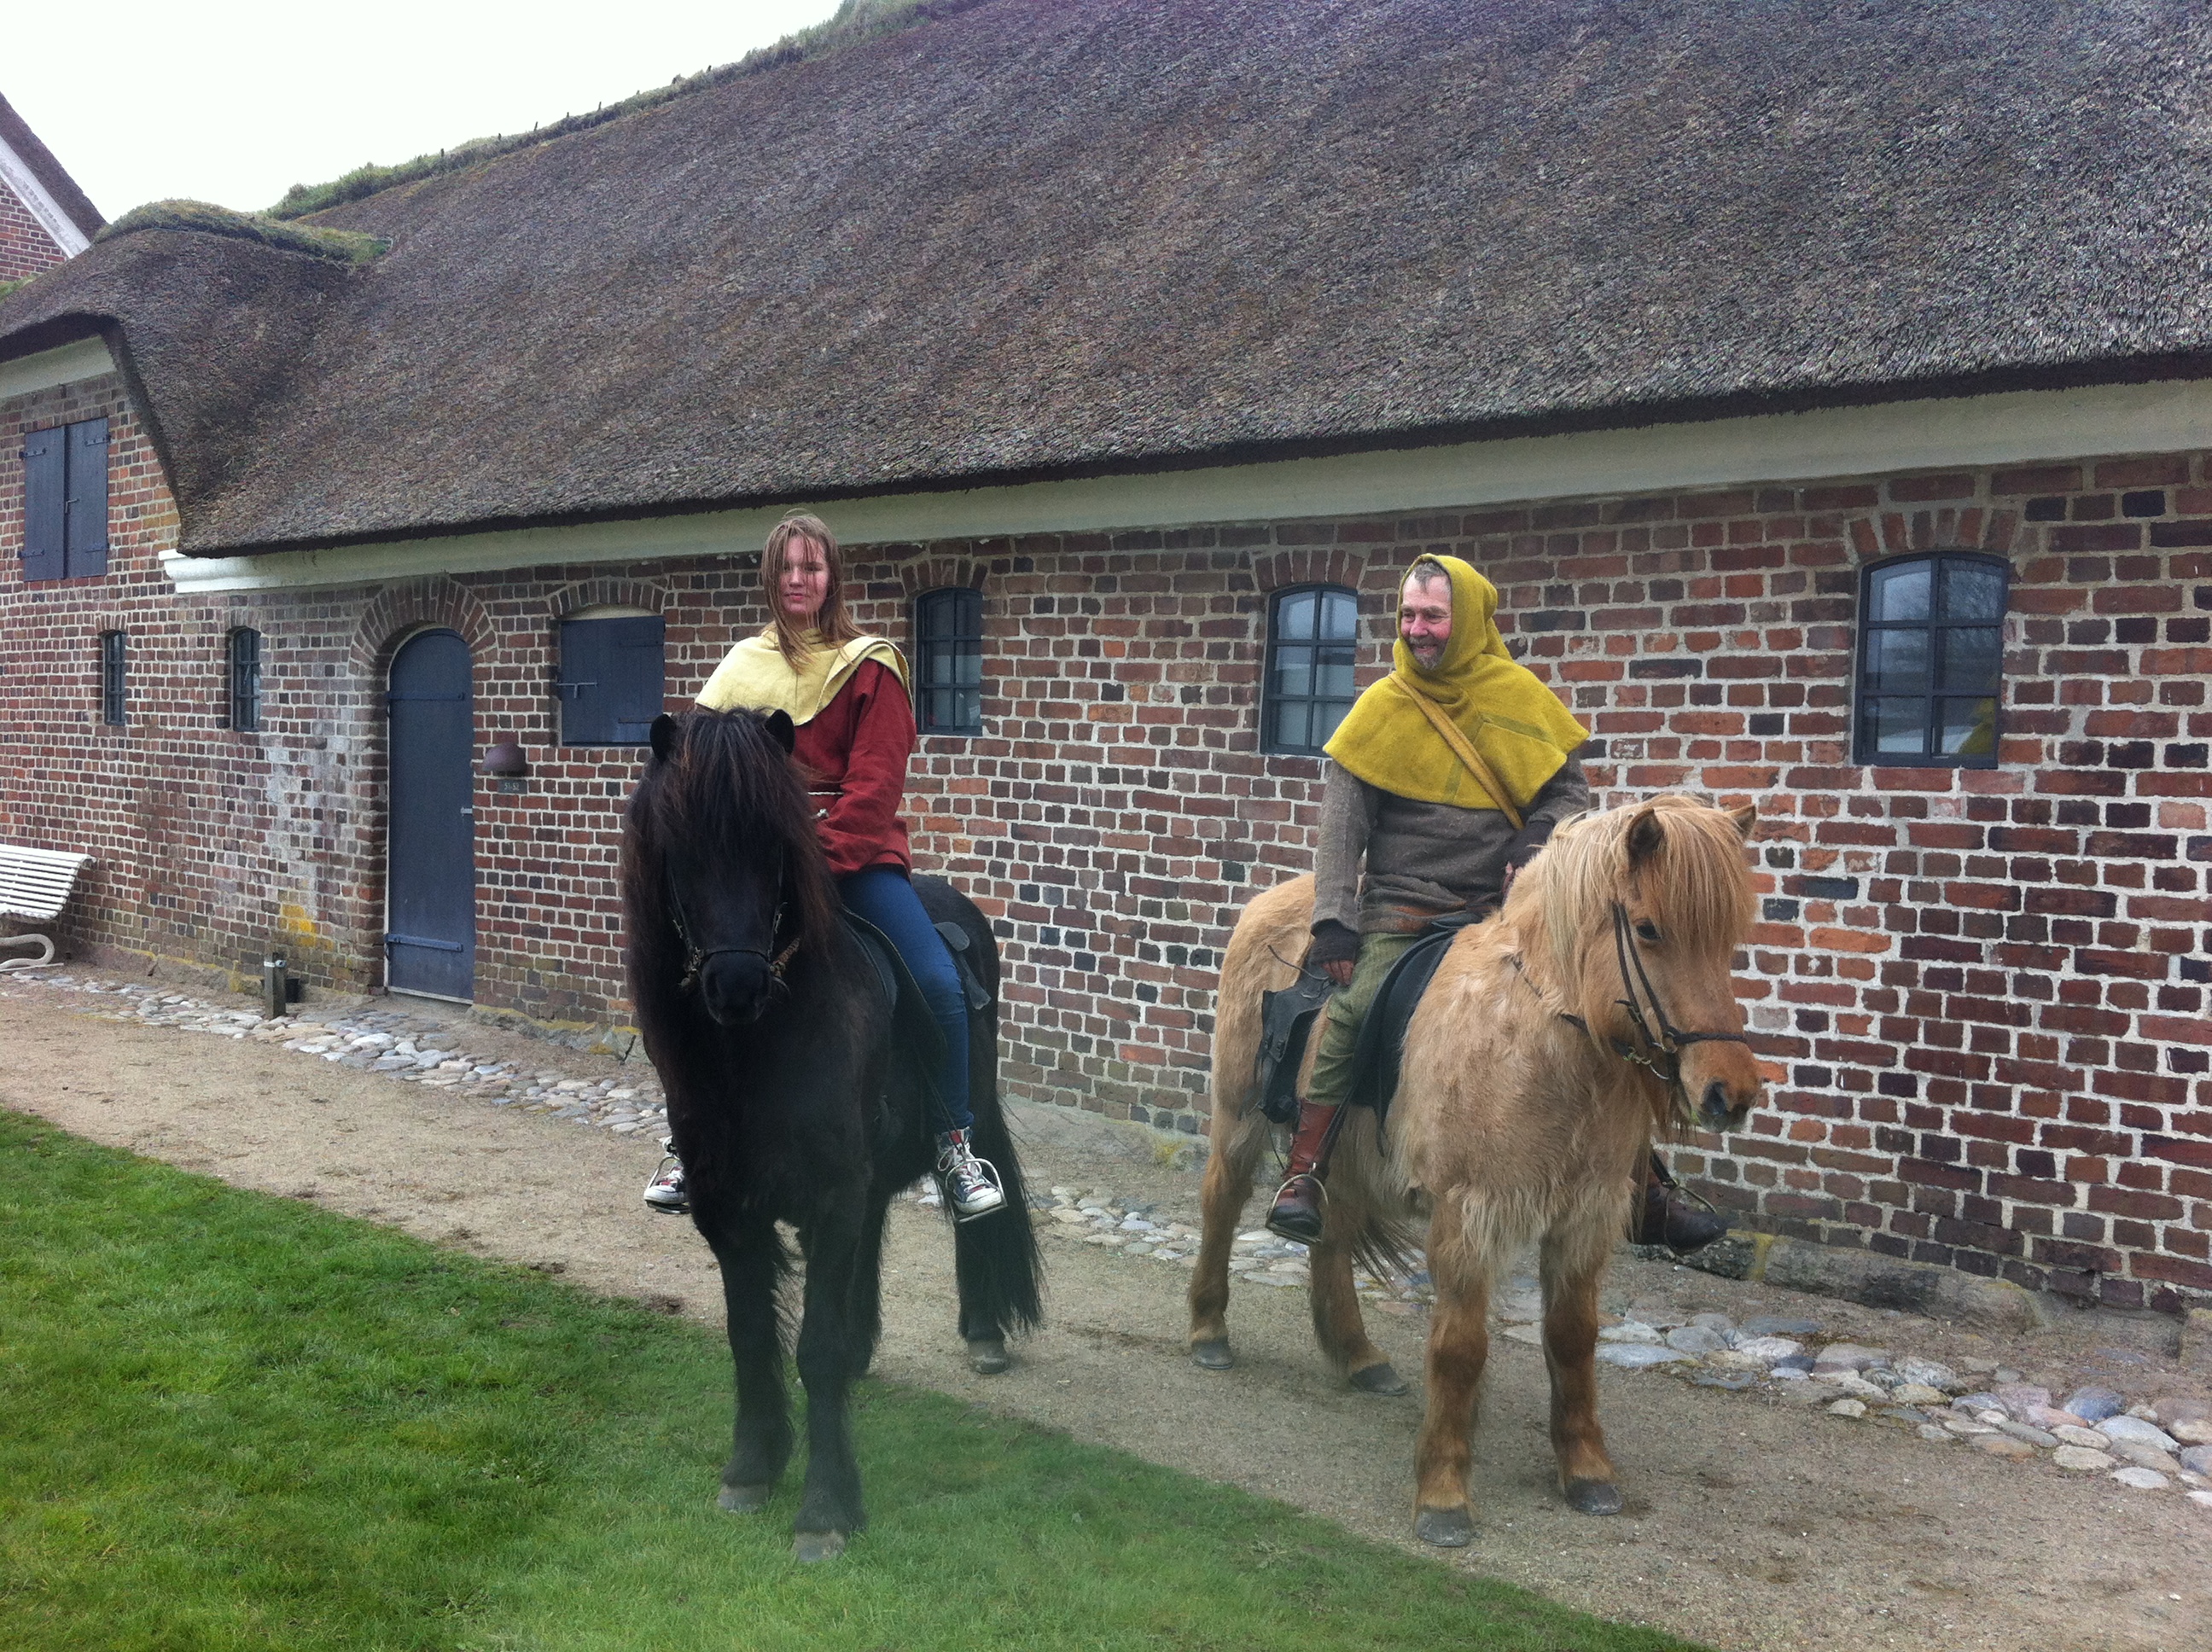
[1854,552,2009,766]
[22,417,109,581]
[1263,585,1359,754]
[556,614,665,744]
[227,628,262,731]
[914,587,983,736]
[98,631,126,726]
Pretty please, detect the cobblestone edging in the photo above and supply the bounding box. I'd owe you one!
[10,968,2212,1515]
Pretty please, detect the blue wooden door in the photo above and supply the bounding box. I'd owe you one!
[386,629,475,999]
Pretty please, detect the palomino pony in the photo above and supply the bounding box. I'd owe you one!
[1188,796,1763,1544]
[623,707,1042,1561]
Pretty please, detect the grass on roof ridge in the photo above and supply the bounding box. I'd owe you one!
[97,200,388,265]
[269,0,992,221]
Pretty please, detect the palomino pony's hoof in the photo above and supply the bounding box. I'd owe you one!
[1348,1361,1409,1396]
[718,1483,774,1514]
[1563,1478,1623,1515]
[1414,1505,1476,1547]
[967,1336,1010,1375]
[1190,1339,1234,1370]
[791,1529,847,1562]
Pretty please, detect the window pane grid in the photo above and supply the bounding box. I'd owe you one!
[229,629,262,732]
[1264,585,1359,754]
[915,589,983,736]
[99,631,126,726]
[1855,554,2007,767]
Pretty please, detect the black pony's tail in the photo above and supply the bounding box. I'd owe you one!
[953,999,1045,1341]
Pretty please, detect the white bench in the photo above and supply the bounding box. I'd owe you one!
[0,845,94,971]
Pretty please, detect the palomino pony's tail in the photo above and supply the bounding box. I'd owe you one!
[1330,1106,1425,1285]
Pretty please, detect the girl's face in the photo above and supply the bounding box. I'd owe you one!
[777,538,832,626]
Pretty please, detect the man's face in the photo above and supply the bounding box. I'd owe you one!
[1399,573,1452,671]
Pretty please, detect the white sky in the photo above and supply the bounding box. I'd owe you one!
[9,0,844,218]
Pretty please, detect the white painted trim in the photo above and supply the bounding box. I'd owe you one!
[164,375,2212,595]
[0,136,90,258]
[0,334,114,401]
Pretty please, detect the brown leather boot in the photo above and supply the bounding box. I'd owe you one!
[1631,1151,1730,1254]
[1266,1100,1339,1244]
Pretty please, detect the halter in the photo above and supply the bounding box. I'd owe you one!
[667,851,802,996]
[1544,902,1750,1116]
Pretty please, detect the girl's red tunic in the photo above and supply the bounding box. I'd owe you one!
[790,659,915,877]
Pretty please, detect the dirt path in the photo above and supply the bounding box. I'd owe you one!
[3,980,2207,1652]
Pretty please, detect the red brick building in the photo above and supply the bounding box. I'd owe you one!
[3,0,2208,1314]
[0,93,99,283]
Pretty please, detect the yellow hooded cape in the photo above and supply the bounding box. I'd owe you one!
[1322,556,1586,814]
[695,629,910,724]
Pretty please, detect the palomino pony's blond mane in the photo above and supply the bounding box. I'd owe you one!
[1516,794,1756,1027]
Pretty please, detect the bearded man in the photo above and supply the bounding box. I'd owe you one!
[1265,554,1728,1255]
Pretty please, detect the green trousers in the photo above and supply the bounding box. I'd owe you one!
[1305,928,1422,1111]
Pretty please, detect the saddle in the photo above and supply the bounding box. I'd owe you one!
[1251,909,1484,1130]
[839,911,994,1090]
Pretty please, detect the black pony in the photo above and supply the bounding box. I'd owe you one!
[623,707,1042,1561]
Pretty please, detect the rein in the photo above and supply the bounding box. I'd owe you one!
[666,852,802,995]
[1521,901,1749,1109]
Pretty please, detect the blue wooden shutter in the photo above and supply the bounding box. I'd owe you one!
[560,617,665,743]
[64,418,109,579]
[556,619,608,743]
[21,427,65,581]
[604,617,666,742]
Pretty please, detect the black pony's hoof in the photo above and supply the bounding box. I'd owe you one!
[967,1336,1010,1376]
[1190,1339,1234,1370]
[1563,1478,1623,1515]
[792,1529,847,1562]
[1414,1505,1476,1547]
[1348,1362,1409,1396]
[718,1483,774,1514]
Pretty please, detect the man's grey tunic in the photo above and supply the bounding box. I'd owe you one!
[1312,753,1592,935]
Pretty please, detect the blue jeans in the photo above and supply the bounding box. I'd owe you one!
[837,867,972,1133]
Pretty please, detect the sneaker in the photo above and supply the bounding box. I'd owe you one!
[644,1139,690,1214]
[934,1129,1004,1220]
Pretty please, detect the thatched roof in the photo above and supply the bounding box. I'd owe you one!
[5,0,2210,558]
[0,93,103,241]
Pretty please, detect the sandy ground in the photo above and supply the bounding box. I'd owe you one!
[3,980,2209,1652]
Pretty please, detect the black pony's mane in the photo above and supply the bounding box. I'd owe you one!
[622,710,842,1004]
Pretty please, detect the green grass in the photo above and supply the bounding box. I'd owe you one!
[0,1109,1695,1651]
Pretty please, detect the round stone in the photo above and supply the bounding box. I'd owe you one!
[2174,1420,2212,1446]
[1596,1343,1693,1370]
[1998,1421,2060,1449]
[1741,1316,1824,1338]
[1971,1434,2036,1460]
[2190,1490,2212,1512]
[2064,1387,2127,1423]
[2110,1466,2169,1492]
[1827,1399,1868,1419]
[1667,1325,1730,1355]
[1891,1383,1948,1407]
[2111,1440,2180,1475]
[1599,1322,1666,1344]
[1732,1335,1802,1361]
[1917,1423,1956,1443]
[2099,1416,2180,1452]
[1894,1358,1959,1391]
[2052,1446,2116,1472]
[2053,1424,2110,1450]
[2180,1445,2212,1476]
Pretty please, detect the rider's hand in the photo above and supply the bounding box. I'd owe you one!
[1306,919,1360,987]
[1324,957,1354,986]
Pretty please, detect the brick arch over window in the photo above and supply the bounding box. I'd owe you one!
[549,576,668,619]
[1843,504,2019,567]
[348,576,498,680]
[1248,546,1367,594]
[892,553,990,598]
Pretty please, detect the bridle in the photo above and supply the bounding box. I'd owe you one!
[1551,902,1751,1111]
[667,851,802,996]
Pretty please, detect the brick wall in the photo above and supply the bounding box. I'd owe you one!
[0,182,68,283]
[3,380,2206,1309]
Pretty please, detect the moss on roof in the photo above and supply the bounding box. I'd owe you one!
[267,0,986,220]
[98,201,387,265]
